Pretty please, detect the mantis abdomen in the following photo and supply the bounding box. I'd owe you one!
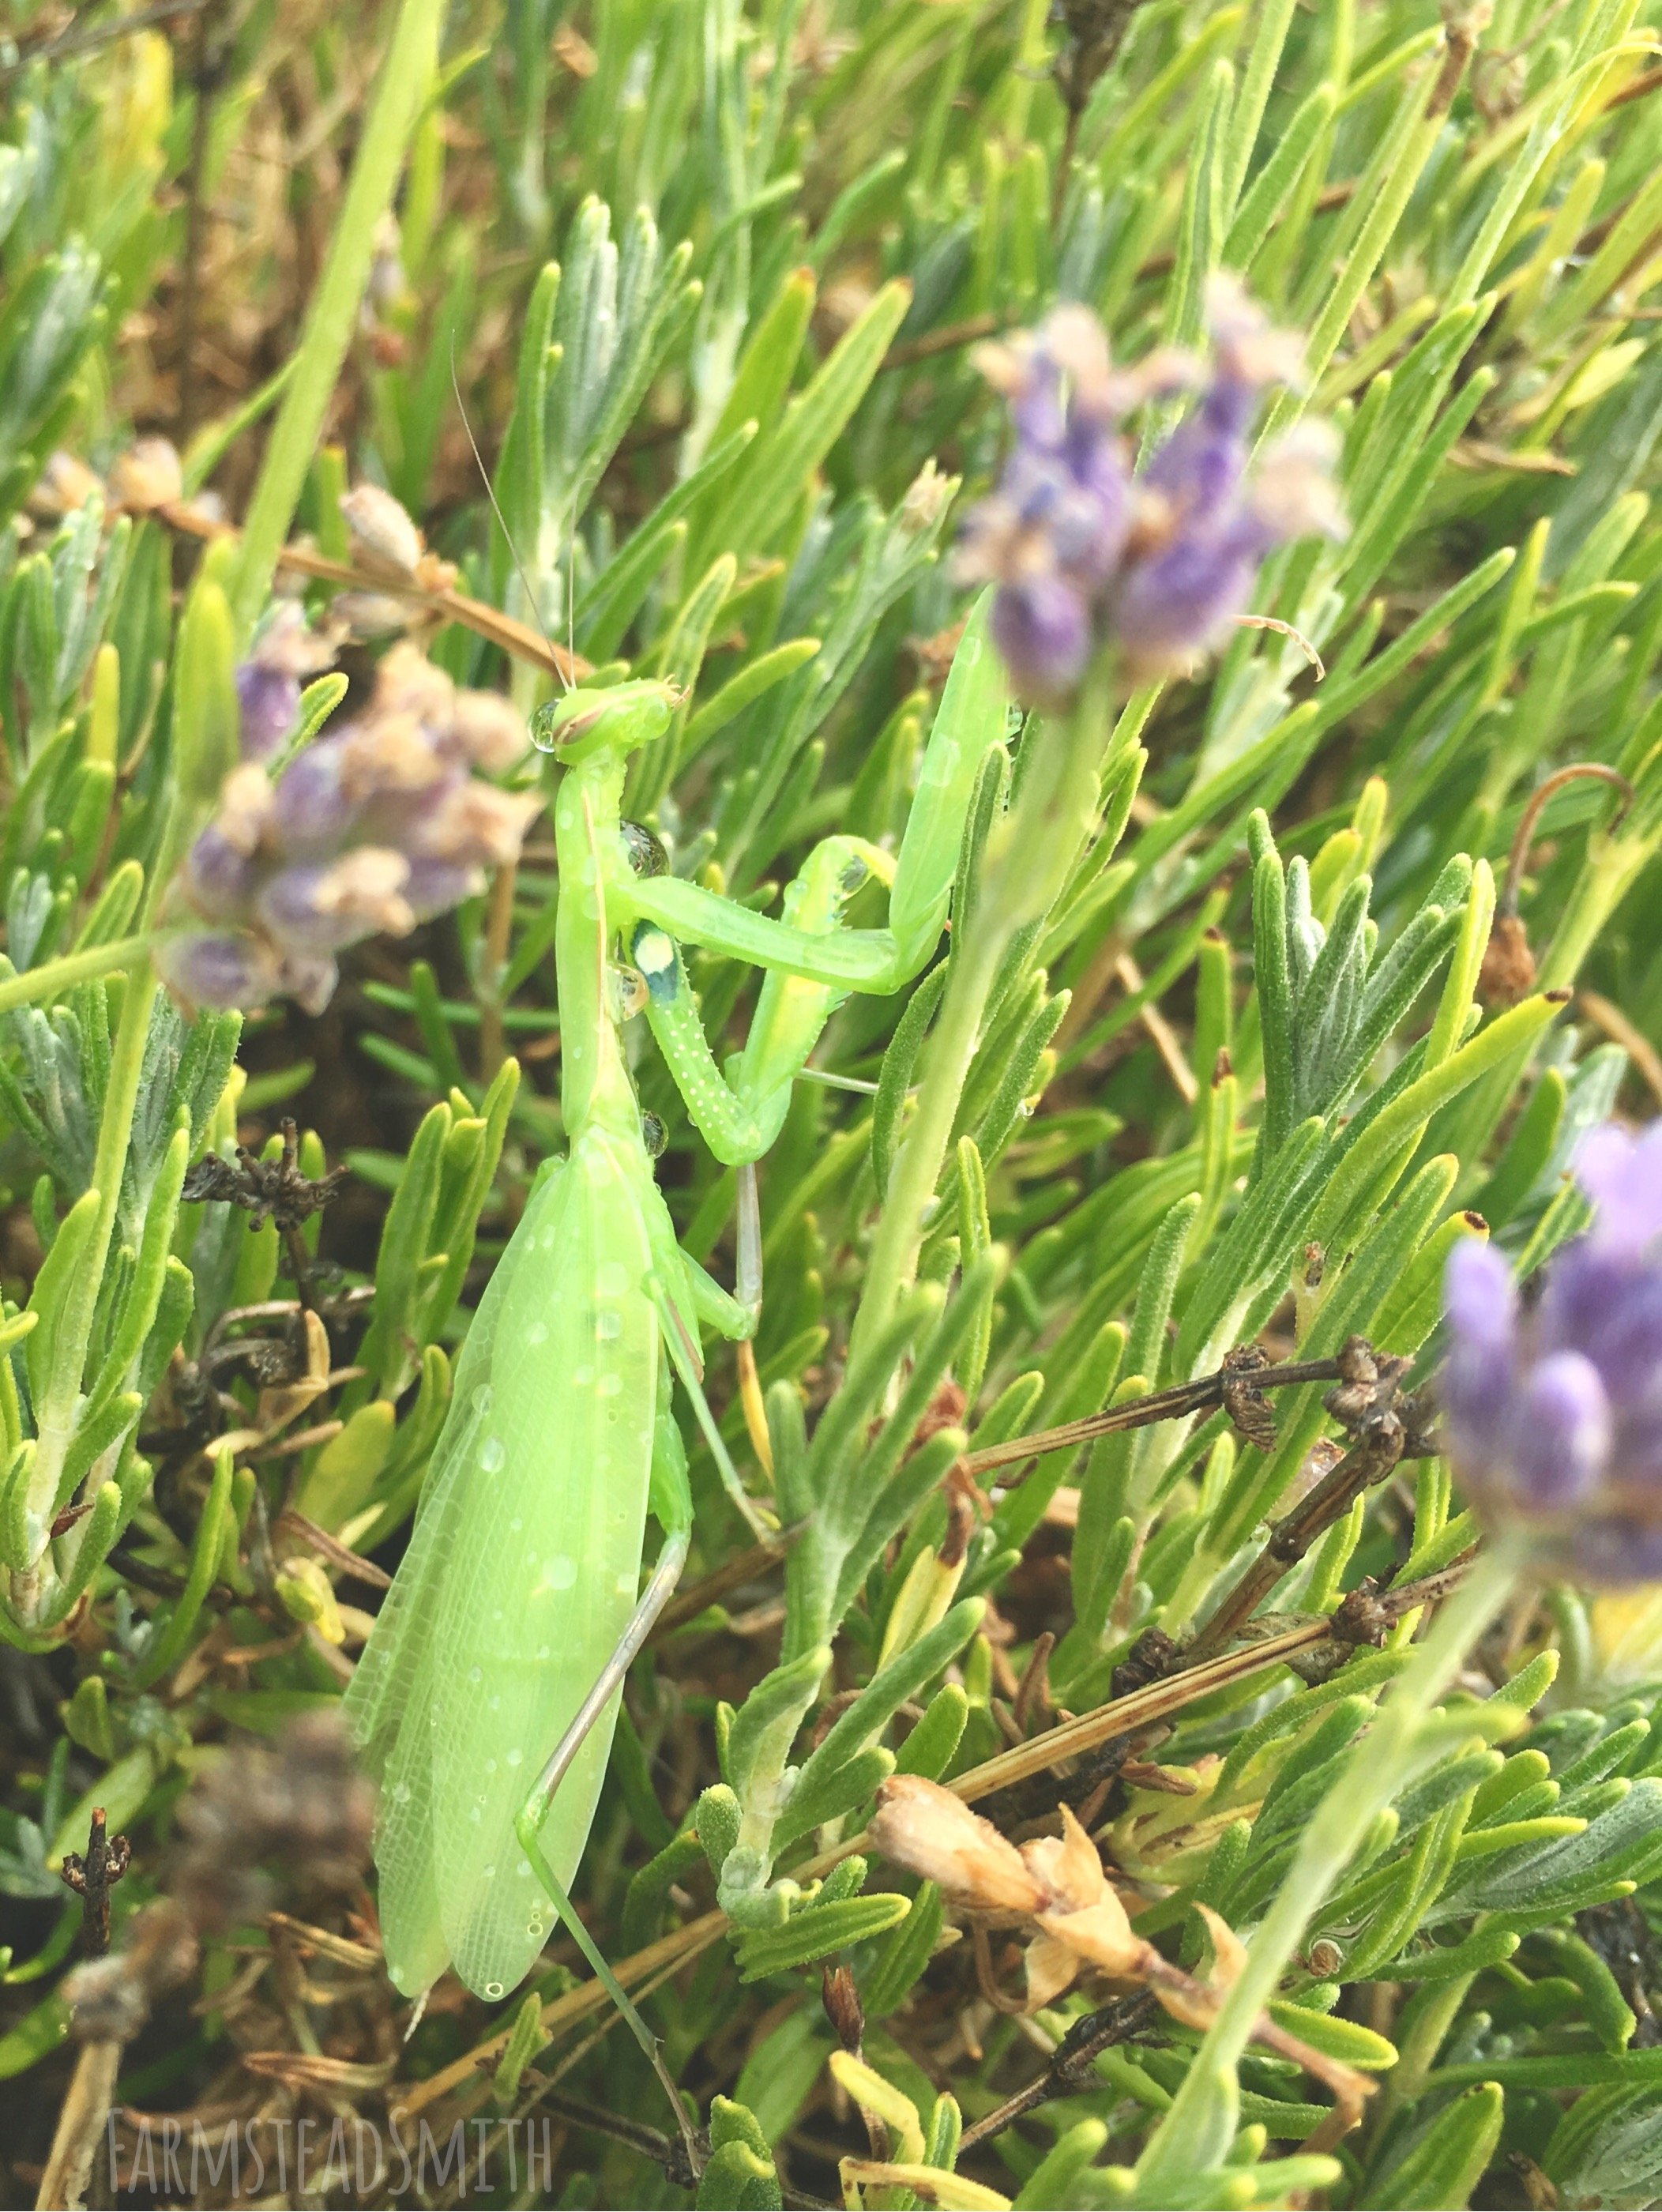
[348,1129,663,1999]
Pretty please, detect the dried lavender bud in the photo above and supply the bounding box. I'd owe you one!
[154,927,284,1011]
[158,641,535,1014]
[340,481,424,577]
[255,849,415,956]
[452,687,532,773]
[1442,1121,1662,1583]
[107,435,182,513]
[870,1774,1043,1910]
[62,1901,197,2044]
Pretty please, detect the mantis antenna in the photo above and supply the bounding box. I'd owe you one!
[449,340,573,697]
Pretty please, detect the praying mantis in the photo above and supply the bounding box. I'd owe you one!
[344,611,1006,2014]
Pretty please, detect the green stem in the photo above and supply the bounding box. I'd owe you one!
[228,0,446,636]
[0,935,149,1018]
[1134,1542,1521,2197]
[851,671,1113,1362]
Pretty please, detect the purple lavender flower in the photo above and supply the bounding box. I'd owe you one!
[957,280,1343,699]
[956,307,1152,698]
[1442,1121,1662,1585]
[158,642,537,1015]
[235,602,339,762]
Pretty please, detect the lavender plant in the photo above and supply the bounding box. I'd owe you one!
[4,2,1662,2208]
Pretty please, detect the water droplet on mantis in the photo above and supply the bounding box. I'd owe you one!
[480,1436,506,1473]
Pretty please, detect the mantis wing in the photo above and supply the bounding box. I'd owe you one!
[344,1160,568,1996]
[372,1130,662,1999]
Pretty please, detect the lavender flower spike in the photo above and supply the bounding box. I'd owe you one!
[1442,1120,1662,1585]
[956,307,1190,701]
[958,280,1342,700]
[158,641,538,1016]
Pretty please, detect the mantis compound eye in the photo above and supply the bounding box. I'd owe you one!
[640,1111,667,1159]
[606,963,649,1021]
[621,820,669,878]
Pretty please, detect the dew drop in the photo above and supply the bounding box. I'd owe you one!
[536,1645,551,1661]
[468,1665,483,1684]
[484,1980,505,2000]
[510,1515,523,1532]
[392,1781,412,1805]
[598,1371,622,1398]
[574,1364,594,1386]
[518,1859,533,1879]
[472,1385,493,1415]
[595,1310,622,1341]
[546,1557,576,1591]
[485,1758,498,1774]
[483,1864,496,1880]
[596,1261,628,1300]
[527,1319,548,1345]
[506,1748,523,1768]
[480,1435,506,1473]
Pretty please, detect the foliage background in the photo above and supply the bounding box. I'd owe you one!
[5,0,1662,2205]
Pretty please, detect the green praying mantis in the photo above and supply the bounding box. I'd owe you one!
[344,608,1006,2021]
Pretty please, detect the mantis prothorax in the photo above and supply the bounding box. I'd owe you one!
[344,609,1006,2026]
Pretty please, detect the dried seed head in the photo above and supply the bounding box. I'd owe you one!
[870,1776,1042,1912]
[1479,912,1537,1003]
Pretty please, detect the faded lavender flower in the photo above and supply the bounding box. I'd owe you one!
[235,600,340,762]
[957,278,1343,699]
[156,640,537,1014]
[1442,1121,1662,1584]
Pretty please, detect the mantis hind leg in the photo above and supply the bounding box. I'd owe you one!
[513,1417,697,2165]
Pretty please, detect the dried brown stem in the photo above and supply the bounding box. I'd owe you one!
[961,1353,1347,1482]
[156,499,590,684]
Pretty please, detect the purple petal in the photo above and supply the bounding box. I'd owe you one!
[991,577,1091,698]
[1577,1121,1662,1258]
[272,735,356,860]
[182,822,259,921]
[154,929,280,1012]
[1108,533,1258,679]
[236,661,300,763]
[1505,1349,1611,1507]
[1445,1240,1517,1351]
[1556,1518,1662,1589]
[403,857,482,920]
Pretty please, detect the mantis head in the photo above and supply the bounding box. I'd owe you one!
[532,680,678,763]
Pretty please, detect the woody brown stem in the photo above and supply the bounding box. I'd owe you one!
[1187,1410,1408,1662]
[156,499,590,684]
[961,1353,1347,1483]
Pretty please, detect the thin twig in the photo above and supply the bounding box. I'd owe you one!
[156,499,590,683]
[959,1992,1159,2149]
[960,1354,1347,1481]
